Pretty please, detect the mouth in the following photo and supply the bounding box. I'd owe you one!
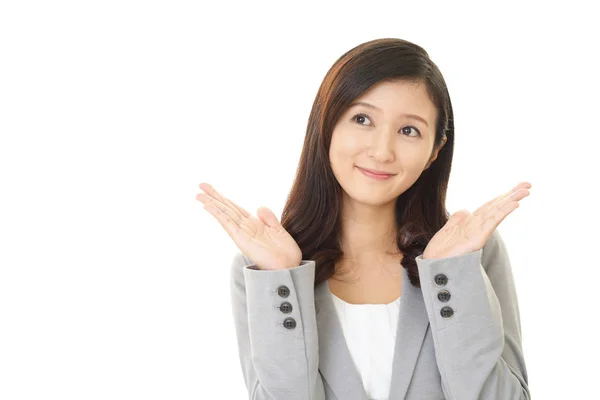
[356,166,396,176]
[356,166,396,180]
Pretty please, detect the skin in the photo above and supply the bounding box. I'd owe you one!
[196,79,531,304]
[327,79,447,304]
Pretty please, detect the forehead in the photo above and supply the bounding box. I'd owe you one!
[350,80,437,121]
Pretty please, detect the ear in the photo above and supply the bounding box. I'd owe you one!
[424,136,447,170]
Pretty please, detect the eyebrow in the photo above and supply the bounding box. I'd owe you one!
[349,101,430,128]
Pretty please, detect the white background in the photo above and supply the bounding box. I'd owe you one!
[1,1,598,398]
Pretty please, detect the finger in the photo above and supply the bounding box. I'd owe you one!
[481,201,520,233]
[198,185,258,237]
[198,191,244,228]
[484,185,530,221]
[492,182,531,205]
[198,192,249,221]
[224,196,251,219]
[476,182,531,216]
[199,183,232,209]
[257,207,283,231]
[199,183,251,219]
[203,203,244,243]
[198,183,245,225]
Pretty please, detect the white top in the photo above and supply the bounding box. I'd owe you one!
[330,292,401,400]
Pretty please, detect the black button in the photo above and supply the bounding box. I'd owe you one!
[279,302,293,314]
[277,285,290,298]
[440,306,454,318]
[437,290,451,302]
[283,317,296,329]
[434,273,448,286]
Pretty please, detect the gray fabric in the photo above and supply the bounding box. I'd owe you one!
[229,228,530,400]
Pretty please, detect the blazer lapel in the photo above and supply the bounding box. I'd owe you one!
[387,266,430,399]
[315,279,368,400]
[314,266,430,400]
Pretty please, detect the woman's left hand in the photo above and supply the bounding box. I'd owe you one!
[422,181,532,260]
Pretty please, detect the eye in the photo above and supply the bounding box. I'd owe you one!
[401,126,421,137]
[351,113,372,126]
[351,113,422,137]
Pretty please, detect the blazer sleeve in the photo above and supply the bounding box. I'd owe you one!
[415,228,531,400]
[229,251,326,400]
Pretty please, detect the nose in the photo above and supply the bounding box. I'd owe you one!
[367,127,396,162]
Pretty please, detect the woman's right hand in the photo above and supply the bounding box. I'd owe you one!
[196,182,303,270]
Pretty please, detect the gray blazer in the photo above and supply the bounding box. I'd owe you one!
[229,228,531,400]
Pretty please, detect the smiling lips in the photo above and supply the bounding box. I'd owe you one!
[358,166,395,175]
[356,166,396,180]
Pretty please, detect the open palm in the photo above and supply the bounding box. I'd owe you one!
[423,181,532,260]
[196,183,302,270]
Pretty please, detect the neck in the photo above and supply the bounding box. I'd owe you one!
[338,196,400,264]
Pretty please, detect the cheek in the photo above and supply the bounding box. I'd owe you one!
[330,134,362,168]
[334,133,361,155]
[398,145,430,164]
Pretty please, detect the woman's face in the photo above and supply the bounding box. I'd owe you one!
[329,79,444,207]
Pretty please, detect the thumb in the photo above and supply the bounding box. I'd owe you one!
[257,207,282,230]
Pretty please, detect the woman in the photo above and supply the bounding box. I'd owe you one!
[197,38,531,400]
